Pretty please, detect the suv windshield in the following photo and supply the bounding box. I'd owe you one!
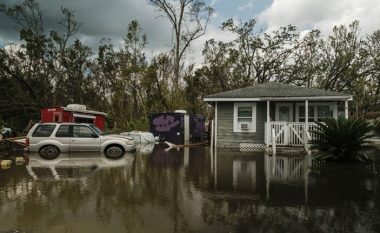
[89,125,104,135]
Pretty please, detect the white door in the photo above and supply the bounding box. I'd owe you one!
[275,103,293,145]
[275,103,293,122]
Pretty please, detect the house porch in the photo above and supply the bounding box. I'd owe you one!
[264,99,349,147]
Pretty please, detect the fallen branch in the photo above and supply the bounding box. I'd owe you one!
[164,141,207,149]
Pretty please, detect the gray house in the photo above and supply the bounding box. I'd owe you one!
[204,82,353,149]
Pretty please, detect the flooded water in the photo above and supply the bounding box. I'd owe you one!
[0,146,379,233]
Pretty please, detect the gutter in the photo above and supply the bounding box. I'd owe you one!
[203,96,353,102]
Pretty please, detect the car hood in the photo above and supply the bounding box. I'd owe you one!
[106,134,134,140]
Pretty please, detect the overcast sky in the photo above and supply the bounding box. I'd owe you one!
[1,0,379,65]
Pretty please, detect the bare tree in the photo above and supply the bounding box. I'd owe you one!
[149,0,213,88]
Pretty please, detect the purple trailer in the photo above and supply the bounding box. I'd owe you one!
[149,111,205,145]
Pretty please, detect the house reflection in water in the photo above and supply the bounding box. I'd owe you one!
[233,159,256,191]
[210,148,312,203]
[264,153,312,202]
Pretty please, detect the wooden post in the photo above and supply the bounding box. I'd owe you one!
[210,142,214,173]
[265,153,271,200]
[215,102,218,148]
[345,100,349,119]
[305,100,309,147]
[210,119,214,149]
[304,156,309,204]
[214,147,218,189]
[272,128,276,156]
[184,147,189,168]
[266,100,270,147]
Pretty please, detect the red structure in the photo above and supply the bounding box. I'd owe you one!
[40,104,107,130]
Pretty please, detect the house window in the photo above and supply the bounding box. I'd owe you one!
[234,103,256,132]
[238,107,252,122]
[296,103,335,122]
[317,106,333,120]
[298,106,315,122]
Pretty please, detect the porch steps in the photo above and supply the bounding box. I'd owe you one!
[266,146,306,155]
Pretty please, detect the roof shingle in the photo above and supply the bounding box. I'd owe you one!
[205,82,352,99]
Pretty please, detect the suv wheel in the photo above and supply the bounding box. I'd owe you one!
[105,145,125,159]
[39,145,60,160]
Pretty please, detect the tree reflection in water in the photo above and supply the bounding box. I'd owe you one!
[0,148,379,233]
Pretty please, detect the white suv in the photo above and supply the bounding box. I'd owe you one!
[26,123,135,159]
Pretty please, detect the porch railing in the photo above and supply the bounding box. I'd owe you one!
[265,121,319,146]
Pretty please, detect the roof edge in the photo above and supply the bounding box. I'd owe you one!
[204,96,353,102]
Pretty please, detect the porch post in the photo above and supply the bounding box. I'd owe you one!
[266,100,270,147]
[215,102,218,148]
[305,100,309,145]
[305,100,308,125]
[344,100,349,119]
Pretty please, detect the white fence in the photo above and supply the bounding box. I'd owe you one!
[272,156,306,182]
[265,122,319,146]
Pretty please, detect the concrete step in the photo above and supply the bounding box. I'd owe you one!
[266,146,306,155]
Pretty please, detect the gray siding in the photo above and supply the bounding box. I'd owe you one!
[216,101,266,148]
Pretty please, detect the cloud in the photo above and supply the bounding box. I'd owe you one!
[0,0,172,55]
[0,0,279,67]
[258,0,380,36]
[210,0,219,7]
[3,43,23,54]
[238,2,254,11]
[189,23,236,67]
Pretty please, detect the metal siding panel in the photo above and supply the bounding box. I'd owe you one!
[150,113,184,144]
[216,102,266,147]
[41,107,64,123]
[95,116,105,130]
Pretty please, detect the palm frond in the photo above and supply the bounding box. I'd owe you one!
[310,117,377,163]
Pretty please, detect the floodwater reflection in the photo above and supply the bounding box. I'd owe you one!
[0,147,379,233]
[26,152,134,180]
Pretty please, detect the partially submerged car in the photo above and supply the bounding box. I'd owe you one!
[26,123,135,159]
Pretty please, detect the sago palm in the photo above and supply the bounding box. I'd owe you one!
[374,119,380,135]
[311,118,375,162]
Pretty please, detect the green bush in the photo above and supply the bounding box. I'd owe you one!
[311,118,376,162]
[374,119,380,135]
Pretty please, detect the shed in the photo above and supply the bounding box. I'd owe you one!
[149,111,205,145]
[40,104,107,130]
